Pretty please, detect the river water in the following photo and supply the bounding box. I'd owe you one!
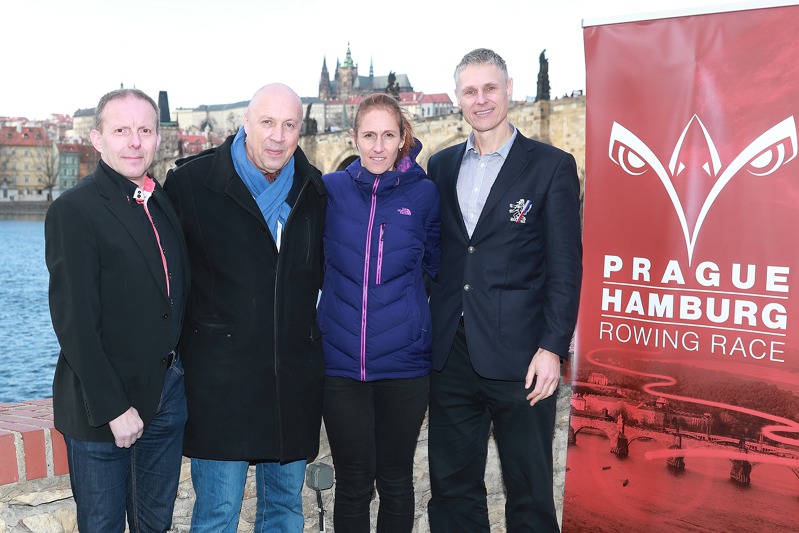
[0,219,59,403]
[562,432,798,532]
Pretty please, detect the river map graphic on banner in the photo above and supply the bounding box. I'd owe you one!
[564,3,799,531]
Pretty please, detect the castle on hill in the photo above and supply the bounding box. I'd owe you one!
[318,43,414,101]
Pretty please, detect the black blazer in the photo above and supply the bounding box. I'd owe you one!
[427,131,582,380]
[45,163,189,442]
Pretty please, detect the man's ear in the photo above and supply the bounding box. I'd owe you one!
[89,129,102,154]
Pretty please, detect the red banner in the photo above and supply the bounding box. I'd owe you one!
[565,4,799,531]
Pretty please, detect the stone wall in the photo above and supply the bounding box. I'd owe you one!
[300,96,586,180]
[0,384,570,532]
[0,202,49,220]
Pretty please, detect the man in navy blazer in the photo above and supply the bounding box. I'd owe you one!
[426,49,582,532]
[46,89,189,532]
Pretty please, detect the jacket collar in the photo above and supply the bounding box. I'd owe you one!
[203,136,324,222]
[205,136,324,192]
[347,157,426,197]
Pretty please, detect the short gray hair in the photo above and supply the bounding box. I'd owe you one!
[94,88,160,133]
[454,48,509,87]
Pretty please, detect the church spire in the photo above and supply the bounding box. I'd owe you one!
[343,41,355,68]
[319,56,332,100]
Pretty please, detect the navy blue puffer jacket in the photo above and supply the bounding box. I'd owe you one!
[318,146,440,381]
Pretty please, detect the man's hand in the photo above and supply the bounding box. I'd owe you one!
[524,349,561,406]
[108,407,144,448]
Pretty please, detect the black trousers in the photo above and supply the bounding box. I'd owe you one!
[323,375,429,533]
[427,323,559,532]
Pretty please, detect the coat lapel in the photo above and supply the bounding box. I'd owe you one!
[202,136,266,225]
[151,184,190,293]
[472,134,536,237]
[94,166,171,300]
[442,144,470,240]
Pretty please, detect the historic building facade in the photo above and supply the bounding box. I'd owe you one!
[0,126,56,200]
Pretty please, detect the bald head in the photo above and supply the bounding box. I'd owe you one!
[248,83,303,122]
[243,83,303,174]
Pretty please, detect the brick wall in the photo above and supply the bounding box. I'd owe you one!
[0,400,68,487]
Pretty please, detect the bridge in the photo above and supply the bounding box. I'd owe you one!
[298,97,586,179]
[569,413,799,485]
[569,415,678,450]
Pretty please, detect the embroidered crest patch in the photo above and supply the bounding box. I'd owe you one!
[509,199,532,223]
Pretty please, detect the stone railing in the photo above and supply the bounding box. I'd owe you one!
[1,384,570,532]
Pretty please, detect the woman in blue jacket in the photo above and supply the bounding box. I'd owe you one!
[317,92,440,532]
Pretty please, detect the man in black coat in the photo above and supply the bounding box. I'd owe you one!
[164,83,326,532]
[46,88,189,532]
[426,49,582,532]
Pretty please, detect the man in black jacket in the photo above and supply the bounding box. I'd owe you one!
[46,88,189,532]
[164,83,326,532]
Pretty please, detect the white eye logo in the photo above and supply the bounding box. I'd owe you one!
[609,115,796,264]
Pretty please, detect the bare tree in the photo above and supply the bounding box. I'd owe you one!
[35,141,60,201]
[0,146,13,198]
[226,113,239,136]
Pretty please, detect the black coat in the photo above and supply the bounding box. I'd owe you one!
[46,163,190,442]
[164,136,326,462]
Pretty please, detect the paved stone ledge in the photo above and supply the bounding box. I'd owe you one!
[0,201,49,220]
[1,384,570,532]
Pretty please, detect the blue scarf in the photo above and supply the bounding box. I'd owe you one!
[231,127,293,243]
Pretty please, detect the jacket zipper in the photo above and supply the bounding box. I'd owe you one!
[360,175,380,381]
[376,224,385,285]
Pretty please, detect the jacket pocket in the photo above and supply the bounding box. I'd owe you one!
[376,223,385,285]
[186,322,237,364]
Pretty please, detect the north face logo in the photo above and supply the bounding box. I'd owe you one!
[609,115,797,263]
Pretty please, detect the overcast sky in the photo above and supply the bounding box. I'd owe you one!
[2,0,773,119]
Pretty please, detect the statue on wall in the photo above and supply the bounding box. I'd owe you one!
[386,71,400,99]
[536,49,550,102]
[302,102,317,136]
